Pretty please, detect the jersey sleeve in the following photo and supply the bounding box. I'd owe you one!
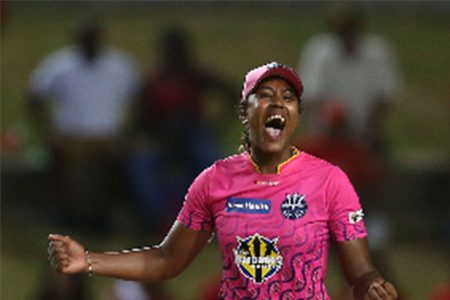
[326,167,367,241]
[177,165,215,231]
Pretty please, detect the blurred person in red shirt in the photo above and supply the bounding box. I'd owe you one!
[0,0,9,24]
[297,100,383,189]
[296,100,408,299]
[429,281,450,300]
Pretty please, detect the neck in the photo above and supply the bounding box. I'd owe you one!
[250,146,296,174]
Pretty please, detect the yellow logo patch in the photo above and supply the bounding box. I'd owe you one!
[234,233,283,284]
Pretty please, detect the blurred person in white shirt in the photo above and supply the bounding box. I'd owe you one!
[27,20,139,233]
[298,3,402,155]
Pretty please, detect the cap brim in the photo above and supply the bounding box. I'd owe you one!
[248,67,303,99]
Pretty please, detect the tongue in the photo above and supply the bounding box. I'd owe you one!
[265,127,282,138]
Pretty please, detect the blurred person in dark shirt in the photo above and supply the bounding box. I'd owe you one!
[34,271,87,300]
[128,26,236,232]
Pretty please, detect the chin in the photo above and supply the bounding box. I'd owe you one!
[259,142,288,154]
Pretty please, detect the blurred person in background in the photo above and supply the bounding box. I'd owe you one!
[296,101,383,190]
[297,103,408,299]
[196,275,221,300]
[297,3,404,298]
[297,3,402,156]
[295,101,392,260]
[34,270,87,300]
[101,280,172,300]
[127,26,236,233]
[48,62,398,299]
[0,0,9,24]
[428,280,450,300]
[26,20,139,233]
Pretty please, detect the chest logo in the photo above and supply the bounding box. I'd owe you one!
[234,233,283,284]
[226,198,271,214]
[281,193,308,220]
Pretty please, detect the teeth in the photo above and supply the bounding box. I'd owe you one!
[266,114,285,124]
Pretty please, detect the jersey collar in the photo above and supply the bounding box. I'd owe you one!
[249,147,300,175]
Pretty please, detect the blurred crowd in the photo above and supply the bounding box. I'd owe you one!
[25,20,236,237]
[2,2,448,300]
[24,18,236,300]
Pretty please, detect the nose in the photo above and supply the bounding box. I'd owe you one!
[270,93,285,108]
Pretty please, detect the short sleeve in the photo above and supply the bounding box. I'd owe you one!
[29,49,72,99]
[177,165,215,231]
[327,167,367,241]
[113,50,140,98]
[367,36,402,100]
[297,34,335,101]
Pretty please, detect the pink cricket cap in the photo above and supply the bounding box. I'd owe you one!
[241,62,304,102]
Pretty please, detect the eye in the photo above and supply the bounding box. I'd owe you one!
[256,91,273,100]
[283,93,297,102]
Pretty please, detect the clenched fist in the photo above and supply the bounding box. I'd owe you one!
[48,234,88,274]
[364,279,398,300]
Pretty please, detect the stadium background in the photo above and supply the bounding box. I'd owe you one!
[1,1,449,299]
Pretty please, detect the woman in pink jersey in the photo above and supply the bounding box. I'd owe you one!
[48,62,398,299]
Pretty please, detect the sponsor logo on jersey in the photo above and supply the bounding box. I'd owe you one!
[255,180,279,186]
[349,209,364,224]
[234,233,282,284]
[226,198,271,214]
[281,193,307,220]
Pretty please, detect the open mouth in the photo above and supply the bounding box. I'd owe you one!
[264,114,286,138]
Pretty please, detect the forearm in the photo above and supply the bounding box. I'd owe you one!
[336,239,397,299]
[88,247,175,282]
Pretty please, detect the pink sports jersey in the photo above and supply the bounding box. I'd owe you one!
[177,150,366,299]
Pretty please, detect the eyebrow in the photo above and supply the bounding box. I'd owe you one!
[256,85,295,94]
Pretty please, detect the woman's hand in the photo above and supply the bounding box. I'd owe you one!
[48,234,88,274]
[364,279,398,300]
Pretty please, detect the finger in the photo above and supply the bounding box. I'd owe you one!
[48,234,65,241]
[55,250,69,260]
[50,257,61,270]
[382,282,398,298]
[49,246,69,265]
[372,283,389,298]
[51,240,66,252]
[367,284,383,300]
[51,255,69,272]
[48,234,71,243]
[48,242,66,257]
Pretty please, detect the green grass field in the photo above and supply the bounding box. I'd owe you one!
[2,2,449,300]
